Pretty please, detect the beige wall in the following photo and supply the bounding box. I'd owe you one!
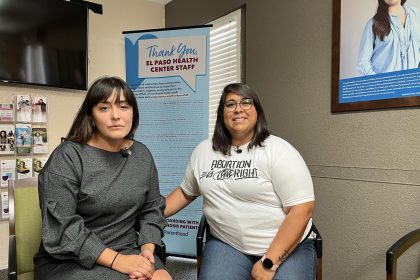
[0,0,165,269]
[2,1,419,277]
[166,0,420,279]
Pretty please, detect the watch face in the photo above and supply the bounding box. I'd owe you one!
[262,257,274,269]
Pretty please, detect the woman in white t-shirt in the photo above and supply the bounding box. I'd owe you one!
[165,83,316,280]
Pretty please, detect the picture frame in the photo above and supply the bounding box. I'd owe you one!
[331,0,420,112]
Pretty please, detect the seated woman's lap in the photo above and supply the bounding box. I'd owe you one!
[199,237,316,280]
[34,247,166,280]
[275,239,317,280]
[35,259,129,280]
[199,237,254,280]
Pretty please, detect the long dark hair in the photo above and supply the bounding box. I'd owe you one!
[373,0,406,41]
[212,83,270,155]
[66,76,139,143]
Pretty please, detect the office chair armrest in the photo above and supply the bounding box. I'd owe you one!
[311,224,323,258]
[8,235,17,280]
[196,215,210,276]
[196,216,209,257]
[386,228,420,273]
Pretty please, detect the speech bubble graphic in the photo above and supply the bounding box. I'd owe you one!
[138,36,206,91]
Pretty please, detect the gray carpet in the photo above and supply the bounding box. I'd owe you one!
[0,269,7,280]
[0,258,197,280]
[166,256,197,280]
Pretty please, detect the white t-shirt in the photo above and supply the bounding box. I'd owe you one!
[180,135,314,255]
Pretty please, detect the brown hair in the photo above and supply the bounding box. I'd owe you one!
[373,0,407,41]
[66,76,139,143]
[212,83,270,155]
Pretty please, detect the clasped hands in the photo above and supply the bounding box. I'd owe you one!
[113,250,156,280]
[250,260,275,280]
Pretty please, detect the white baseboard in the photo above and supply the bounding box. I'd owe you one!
[0,261,7,270]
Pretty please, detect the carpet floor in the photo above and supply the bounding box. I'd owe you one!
[0,269,7,280]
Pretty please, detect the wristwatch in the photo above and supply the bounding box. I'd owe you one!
[260,254,279,271]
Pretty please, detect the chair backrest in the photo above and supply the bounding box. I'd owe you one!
[196,215,210,273]
[312,224,323,280]
[8,177,41,277]
[386,228,420,280]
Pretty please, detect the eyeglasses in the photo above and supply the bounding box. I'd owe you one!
[224,98,254,112]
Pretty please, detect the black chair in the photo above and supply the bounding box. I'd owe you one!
[196,215,210,273]
[312,224,323,280]
[386,228,420,280]
[196,216,323,280]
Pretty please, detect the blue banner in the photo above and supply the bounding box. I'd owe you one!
[339,68,420,103]
[124,26,209,257]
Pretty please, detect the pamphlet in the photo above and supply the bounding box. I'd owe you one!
[0,124,15,155]
[16,157,33,179]
[32,96,47,123]
[0,160,15,188]
[0,103,14,122]
[16,123,32,154]
[33,157,48,176]
[1,191,8,219]
[32,127,48,154]
[16,95,31,122]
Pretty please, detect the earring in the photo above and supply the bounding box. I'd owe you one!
[92,122,96,127]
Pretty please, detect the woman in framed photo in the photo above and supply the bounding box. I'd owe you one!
[357,0,420,75]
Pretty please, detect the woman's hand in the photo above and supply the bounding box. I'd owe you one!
[140,249,155,266]
[127,250,156,280]
[113,253,154,279]
[250,260,275,280]
[128,249,157,280]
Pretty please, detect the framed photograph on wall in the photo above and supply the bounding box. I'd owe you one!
[332,0,420,112]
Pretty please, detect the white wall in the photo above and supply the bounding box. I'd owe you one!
[0,0,165,269]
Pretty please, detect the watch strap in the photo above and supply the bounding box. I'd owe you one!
[260,254,279,271]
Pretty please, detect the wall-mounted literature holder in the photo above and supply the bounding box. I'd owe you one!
[0,94,49,220]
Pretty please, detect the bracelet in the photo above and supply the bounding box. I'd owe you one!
[110,253,119,268]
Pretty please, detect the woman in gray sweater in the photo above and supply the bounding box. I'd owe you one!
[34,76,171,280]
